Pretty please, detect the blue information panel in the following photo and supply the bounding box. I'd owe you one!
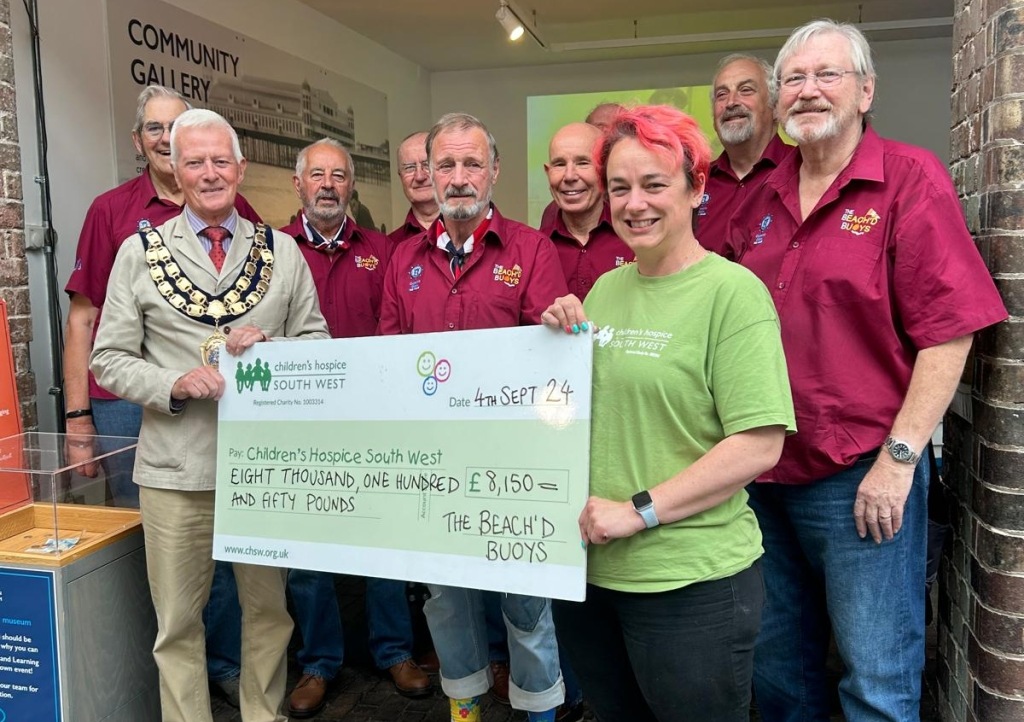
[0,569,60,721]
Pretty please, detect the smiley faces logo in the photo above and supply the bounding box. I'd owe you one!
[416,350,453,396]
[416,351,436,377]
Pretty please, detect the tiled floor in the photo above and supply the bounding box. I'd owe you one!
[211,576,939,721]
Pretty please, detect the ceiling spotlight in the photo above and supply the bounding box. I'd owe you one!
[496,2,525,42]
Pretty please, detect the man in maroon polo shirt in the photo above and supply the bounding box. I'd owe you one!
[538,104,625,231]
[697,54,791,253]
[282,140,394,340]
[539,122,632,301]
[380,114,567,335]
[63,83,260,504]
[388,131,439,244]
[723,20,1007,722]
[378,113,567,722]
[278,138,430,718]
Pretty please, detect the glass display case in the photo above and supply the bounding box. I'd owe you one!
[0,431,158,721]
[0,431,141,565]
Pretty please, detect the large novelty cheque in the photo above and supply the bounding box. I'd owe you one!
[214,326,592,601]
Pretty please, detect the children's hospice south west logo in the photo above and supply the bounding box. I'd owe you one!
[416,350,453,396]
[235,358,273,394]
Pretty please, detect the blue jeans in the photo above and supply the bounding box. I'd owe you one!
[289,570,344,679]
[484,590,509,662]
[424,586,563,712]
[484,592,581,706]
[205,570,417,679]
[747,456,929,722]
[91,398,142,507]
[553,564,763,722]
[204,561,241,682]
[366,577,417,669]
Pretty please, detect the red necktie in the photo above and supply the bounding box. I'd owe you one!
[202,226,229,272]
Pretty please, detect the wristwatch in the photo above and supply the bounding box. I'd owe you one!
[631,490,659,529]
[884,435,920,465]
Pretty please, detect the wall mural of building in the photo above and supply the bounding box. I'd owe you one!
[106,0,392,228]
[209,77,391,188]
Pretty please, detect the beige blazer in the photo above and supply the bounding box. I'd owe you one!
[91,212,329,491]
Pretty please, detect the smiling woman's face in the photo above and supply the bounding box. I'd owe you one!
[605,137,704,263]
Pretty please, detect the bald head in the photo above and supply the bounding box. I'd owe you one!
[545,122,603,221]
[549,122,601,157]
[585,103,624,131]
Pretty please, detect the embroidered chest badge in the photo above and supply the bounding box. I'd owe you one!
[355,254,379,271]
[753,214,772,245]
[697,192,710,217]
[492,263,522,288]
[408,264,423,292]
[840,208,881,236]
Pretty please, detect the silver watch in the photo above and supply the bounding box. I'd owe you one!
[883,435,920,465]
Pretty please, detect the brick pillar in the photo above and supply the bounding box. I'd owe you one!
[941,1,1024,720]
[0,0,34,431]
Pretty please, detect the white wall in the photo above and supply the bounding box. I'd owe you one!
[15,0,433,429]
[430,37,953,221]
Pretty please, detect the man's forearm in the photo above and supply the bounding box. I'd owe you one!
[63,295,99,413]
[888,334,974,452]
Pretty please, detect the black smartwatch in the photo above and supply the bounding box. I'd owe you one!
[631,490,659,529]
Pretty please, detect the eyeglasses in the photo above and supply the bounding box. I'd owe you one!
[399,161,430,177]
[779,68,859,90]
[140,121,174,140]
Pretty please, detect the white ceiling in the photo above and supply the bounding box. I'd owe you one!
[296,0,954,72]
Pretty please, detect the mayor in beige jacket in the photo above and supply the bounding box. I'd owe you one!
[91,108,328,722]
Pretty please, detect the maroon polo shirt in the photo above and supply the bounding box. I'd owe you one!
[66,168,261,399]
[539,200,558,230]
[697,134,792,255]
[388,208,429,245]
[281,213,393,339]
[725,126,1007,484]
[539,203,634,301]
[378,205,568,335]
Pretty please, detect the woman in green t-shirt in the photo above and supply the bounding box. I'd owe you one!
[542,105,795,722]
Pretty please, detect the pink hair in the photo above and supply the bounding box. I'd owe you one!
[594,105,711,192]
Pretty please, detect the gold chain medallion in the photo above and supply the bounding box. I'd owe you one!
[139,222,275,366]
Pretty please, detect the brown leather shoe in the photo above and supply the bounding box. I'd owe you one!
[389,659,432,698]
[415,649,441,674]
[489,660,510,705]
[288,673,328,719]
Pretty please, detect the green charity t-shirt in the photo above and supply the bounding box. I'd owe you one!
[583,252,796,593]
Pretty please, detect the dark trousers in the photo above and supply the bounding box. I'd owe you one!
[553,562,763,722]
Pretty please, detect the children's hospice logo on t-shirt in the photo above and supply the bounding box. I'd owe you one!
[595,326,616,347]
[597,326,673,358]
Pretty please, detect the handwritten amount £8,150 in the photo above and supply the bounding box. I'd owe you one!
[468,470,561,499]
[473,378,574,407]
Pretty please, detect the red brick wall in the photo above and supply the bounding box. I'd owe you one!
[0,0,35,431]
[940,1,1024,719]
